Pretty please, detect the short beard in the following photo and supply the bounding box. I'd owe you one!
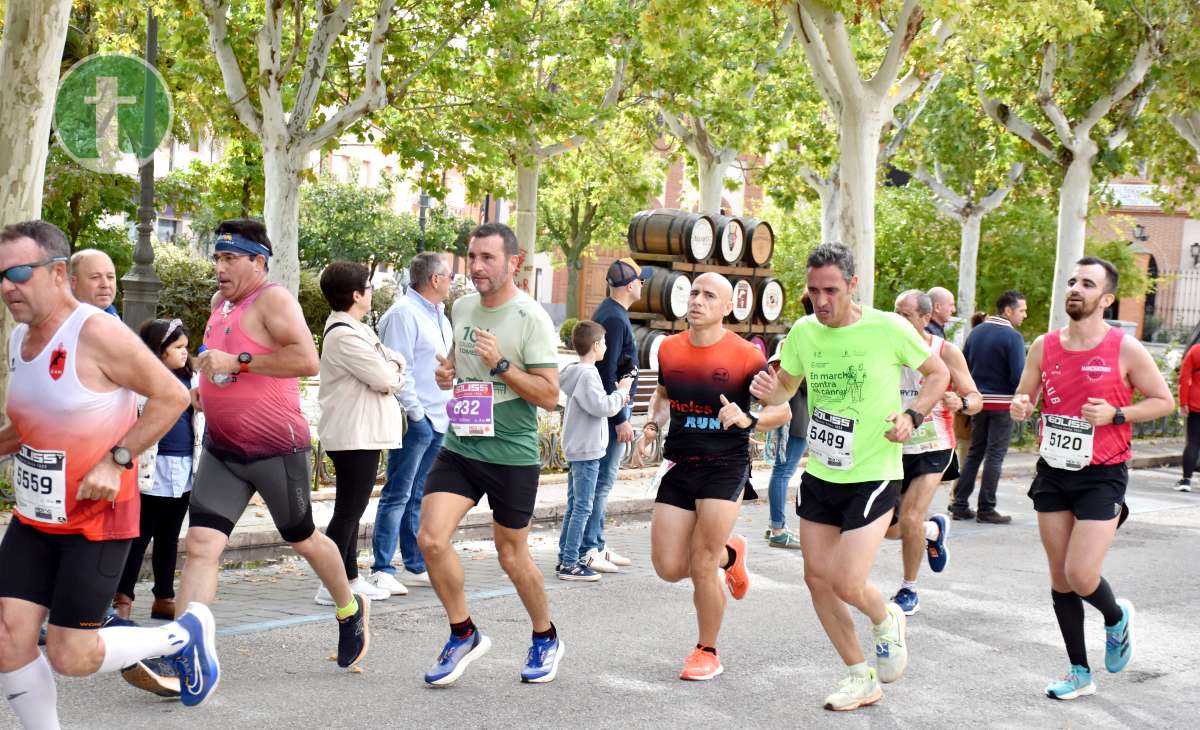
[1065,299,1098,321]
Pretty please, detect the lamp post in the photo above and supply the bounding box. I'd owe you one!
[417,190,430,253]
[121,8,162,328]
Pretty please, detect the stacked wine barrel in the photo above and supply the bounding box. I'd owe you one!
[626,208,789,368]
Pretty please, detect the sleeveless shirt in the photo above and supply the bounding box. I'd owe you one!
[1039,326,1132,466]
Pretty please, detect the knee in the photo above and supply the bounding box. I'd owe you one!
[495,543,528,575]
[288,532,324,559]
[1065,565,1099,595]
[45,639,95,677]
[899,511,924,537]
[417,527,449,558]
[184,531,225,563]
[803,568,831,594]
[652,554,689,583]
[832,577,864,604]
[688,547,721,580]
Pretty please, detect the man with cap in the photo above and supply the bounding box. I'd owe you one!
[576,257,652,574]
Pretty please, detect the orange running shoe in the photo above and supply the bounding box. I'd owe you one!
[679,647,723,681]
[723,534,749,600]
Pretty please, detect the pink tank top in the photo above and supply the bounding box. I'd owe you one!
[1039,326,1132,465]
[199,284,311,461]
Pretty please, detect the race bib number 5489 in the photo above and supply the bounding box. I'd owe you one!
[807,408,856,470]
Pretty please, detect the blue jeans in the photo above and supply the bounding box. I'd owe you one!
[767,431,807,529]
[558,458,602,566]
[580,419,627,556]
[371,416,443,575]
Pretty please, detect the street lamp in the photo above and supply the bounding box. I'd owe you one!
[1132,223,1148,242]
[417,190,430,253]
[121,8,162,328]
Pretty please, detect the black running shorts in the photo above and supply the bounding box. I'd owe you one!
[0,518,131,629]
[797,471,900,532]
[1028,458,1128,522]
[654,456,751,512]
[901,449,958,493]
[189,448,316,543]
[424,449,541,530]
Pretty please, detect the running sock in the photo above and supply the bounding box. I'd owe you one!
[450,617,476,639]
[847,661,871,678]
[97,624,190,673]
[335,597,359,621]
[924,521,940,541]
[1,654,59,730]
[533,623,557,642]
[901,579,918,592]
[1081,577,1125,626]
[1051,590,1089,669]
[695,644,717,655]
[721,544,737,570]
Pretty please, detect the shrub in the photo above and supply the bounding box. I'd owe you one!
[153,243,216,350]
[559,317,578,348]
[298,268,331,339]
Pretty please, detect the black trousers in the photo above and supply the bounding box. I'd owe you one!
[326,449,381,581]
[117,492,191,600]
[952,410,1013,512]
[1183,412,1200,480]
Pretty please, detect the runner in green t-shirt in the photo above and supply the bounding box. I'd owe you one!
[419,223,565,687]
[751,243,950,712]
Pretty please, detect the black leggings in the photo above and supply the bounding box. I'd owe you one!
[1184,412,1200,480]
[117,492,191,600]
[325,450,381,581]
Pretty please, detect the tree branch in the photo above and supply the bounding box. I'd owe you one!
[800,0,864,99]
[868,0,922,94]
[1104,78,1154,150]
[659,106,696,149]
[1036,43,1075,146]
[1170,109,1200,160]
[783,1,843,113]
[746,22,795,102]
[279,0,304,82]
[1078,32,1159,136]
[288,0,357,140]
[976,161,1024,215]
[976,67,1058,162]
[200,0,263,136]
[882,68,942,161]
[537,51,628,160]
[913,165,968,219]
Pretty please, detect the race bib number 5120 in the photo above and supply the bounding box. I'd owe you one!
[14,444,68,524]
[1040,414,1094,471]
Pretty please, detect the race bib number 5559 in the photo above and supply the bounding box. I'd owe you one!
[14,444,68,524]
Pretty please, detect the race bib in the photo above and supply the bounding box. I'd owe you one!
[904,420,939,453]
[14,445,68,524]
[807,408,855,470]
[1040,414,1094,471]
[447,382,494,437]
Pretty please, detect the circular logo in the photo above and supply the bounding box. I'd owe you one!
[54,53,173,173]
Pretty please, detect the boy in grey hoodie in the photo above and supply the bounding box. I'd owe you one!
[557,320,633,581]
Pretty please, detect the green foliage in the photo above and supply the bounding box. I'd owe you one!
[157,136,266,245]
[41,147,139,249]
[152,242,217,351]
[82,225,135,283]
[297,269,332,339]
[559,318,578,348]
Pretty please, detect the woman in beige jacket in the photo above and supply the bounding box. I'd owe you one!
[316,261,406,605]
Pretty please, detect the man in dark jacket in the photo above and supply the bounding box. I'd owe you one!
[950,290,1028,523]
[579,258,651,572]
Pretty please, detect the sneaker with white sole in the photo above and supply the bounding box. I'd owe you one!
[350,576,391,601]
[1045,664,1096,700]
[402,569,433,587]
[314,584,335,606]
[601,548,631,567]
[368,571,409,596]
[583,548,619,573]
[873,602,908,683]
[1176,479,1192,493]
[824,668,882,711]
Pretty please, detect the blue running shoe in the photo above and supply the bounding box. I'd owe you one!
[1104,598,1134,673]
[121,657,180,698]
[892,587,920,616]
[521,635,565,683]
[1045,664,1095,700]
[926,513,949,573]
[171,603,220,707]
[425,630,492,686]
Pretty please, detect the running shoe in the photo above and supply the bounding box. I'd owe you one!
[679,647,723,681]
[349,576,392,601]
[401,569,433,586]
[1176,479,1192,493]
[520,635,565,683]
[823,668,882,711]
[556,562,600,582]
[171,603,220,707]
[891,587,920,616]
[1044,664,1096,700]
[121,657,180,698]
[368,571,409,596]
[425,630,491,686]
[926,513,949,572]
[1104,598,1135,673]
[723,534,750,600]
[873,602,908,683]
[601,548,632,567]
[336,593,370,668]
[766,528,802,550]
[583,548,619,573]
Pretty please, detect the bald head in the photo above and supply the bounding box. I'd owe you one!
[693,272,733,302]
[895,289,932,316]
[687,272,734,329]
[69,249,118,310]
[927,286,954,325]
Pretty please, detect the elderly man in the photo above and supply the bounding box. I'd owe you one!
[68,249,118,316]
[926,287,955,340]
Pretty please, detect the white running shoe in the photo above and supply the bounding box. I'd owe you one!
[1176,480,1192,493]
[402,569,433,587]
[314,584,335,606]
[583,548,619,573]
[602,548,632,567]
[350,577,391,601]
[873,602,908,683]
[823,668,883,711]
[368,571,409,596]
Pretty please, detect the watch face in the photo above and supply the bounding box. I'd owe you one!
[113,447,132,466]
[238,352,252,364]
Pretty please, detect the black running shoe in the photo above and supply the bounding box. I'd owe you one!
[336,593,370,668]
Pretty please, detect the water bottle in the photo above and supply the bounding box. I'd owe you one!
[198,345,234,386]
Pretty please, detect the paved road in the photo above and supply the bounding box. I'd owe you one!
[30,466,1200,729]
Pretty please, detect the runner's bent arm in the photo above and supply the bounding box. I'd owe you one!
[1115,337,1174,423]
[754,402,792,431]
[941,343,983,415]
[1010,336,1045,420]
[750,367,801,405]
[498,365,560,411]
[249,287,320,377]
[908,354,951,417]
[0,423,18,455]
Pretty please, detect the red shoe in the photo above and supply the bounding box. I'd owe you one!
[679,647,723,681]
[723,534,749,600]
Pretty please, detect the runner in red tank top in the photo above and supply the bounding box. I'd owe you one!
[1011,257,1173,702]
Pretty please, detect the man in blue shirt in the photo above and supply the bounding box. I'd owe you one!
[371,252,454,594]
[580,258,650,573]
[69,249,119,316]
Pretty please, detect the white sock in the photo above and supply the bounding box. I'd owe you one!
[1,654,60,730]
[847,661,871,678]
[924,520,940,541]
[96,623,190,674]
[901,579,918,592]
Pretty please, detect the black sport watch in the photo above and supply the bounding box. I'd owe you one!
[237,351,253,373]
[1112,407,1126,425]
[110,446,134,470]
[490,358,510,377]
[904,408,925,429]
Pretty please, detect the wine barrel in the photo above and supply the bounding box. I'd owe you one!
[756,277,786,323]
[629,267,691,320]
[627,209,715,263]
[747,334,768,358]
[729,277,755,323]
[741,218,774,267]
[714,216,746,265]
[633,326,668,371]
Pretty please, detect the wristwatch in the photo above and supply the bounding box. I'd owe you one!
[490,358,510,377]
[110,446,134,470]
[237,352,253,373]
[904,408,925,428]
[1113,407,1126,425]
[745,412,759,430]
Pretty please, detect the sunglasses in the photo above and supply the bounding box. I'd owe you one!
[0,257,67,284]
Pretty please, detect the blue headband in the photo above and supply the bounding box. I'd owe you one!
[214,232,271,259]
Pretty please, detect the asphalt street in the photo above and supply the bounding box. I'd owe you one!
[24,465,1200,729]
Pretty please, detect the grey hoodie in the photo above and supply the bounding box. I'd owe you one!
[559,361,627,462]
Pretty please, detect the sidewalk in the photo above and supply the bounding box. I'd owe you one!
[0,437,1187,567]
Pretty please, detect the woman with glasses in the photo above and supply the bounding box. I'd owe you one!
[113,318,204,621]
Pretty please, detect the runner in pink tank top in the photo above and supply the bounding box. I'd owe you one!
[1011,257,1173,701]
